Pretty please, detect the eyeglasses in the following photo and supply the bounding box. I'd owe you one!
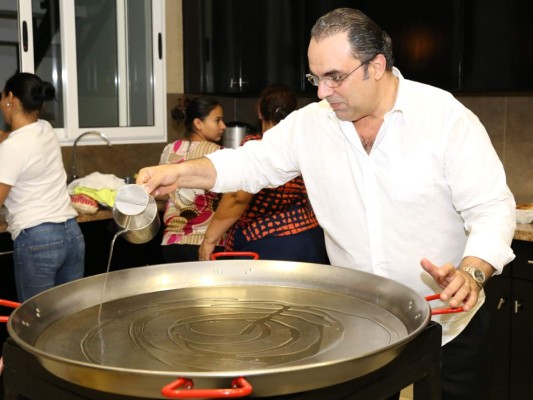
[306,62,367,88]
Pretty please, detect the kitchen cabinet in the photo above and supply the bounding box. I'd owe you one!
[183,0,462,95]
[183,0,305,95]
[0,233,16,357]
[183,0,533,94]
[79,218,164,278]
[462,0,533,92]
[485,240,533,400]
[301,0,463,92]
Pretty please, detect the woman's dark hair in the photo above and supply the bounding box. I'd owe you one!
[3,72,56,113]
[311,8,394,72]
[258,84,297,125]
[171,96,221,138]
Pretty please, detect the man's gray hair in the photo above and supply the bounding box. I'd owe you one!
[311,8,394,71]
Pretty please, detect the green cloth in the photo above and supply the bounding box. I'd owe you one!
[72,187,117,207]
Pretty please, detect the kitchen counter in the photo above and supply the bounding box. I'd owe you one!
[0,201,167,234]
[1,209,532,241]
[0,210,115,233]
[515,223,533,242]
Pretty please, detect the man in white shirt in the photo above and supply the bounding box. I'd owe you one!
[138,8,515,399]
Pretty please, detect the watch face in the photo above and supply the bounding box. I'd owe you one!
[473,269,485,282]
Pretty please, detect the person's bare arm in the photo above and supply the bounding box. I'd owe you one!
[0,183,12,208]
[136,157,217,197]
[199,191,253,261]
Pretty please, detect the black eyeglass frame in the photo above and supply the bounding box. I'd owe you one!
[305,61,368,88]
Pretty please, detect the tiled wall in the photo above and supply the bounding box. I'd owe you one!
[61,94,533,204]
[458,96,533,203]
[214,93,533,204]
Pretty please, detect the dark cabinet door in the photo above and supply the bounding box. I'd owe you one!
[462,0,533,91]
[183,0,305,95]
[80,219,164,277]
[0,233,16,357]
[184,0,533,94]
[484,274,512,400]
[508,240,533,400]
[509,278,533,399]
[302,0,463,91]
[485,240,533,399]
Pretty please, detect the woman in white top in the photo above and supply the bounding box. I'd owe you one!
[0,72,85,301]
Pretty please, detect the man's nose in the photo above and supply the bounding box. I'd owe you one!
[317,81,334,99]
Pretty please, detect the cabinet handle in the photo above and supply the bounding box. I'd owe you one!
[230,78,249,89]
[497,298,506,310]
[514,300,523,314]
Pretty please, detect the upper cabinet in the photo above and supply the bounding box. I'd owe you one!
[462,0,533,92]
[183,0,533,95]
[183,0,306,95]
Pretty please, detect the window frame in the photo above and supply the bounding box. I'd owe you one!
[17,0,167,145]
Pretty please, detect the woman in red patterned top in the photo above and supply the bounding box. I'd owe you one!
[159,97,226,262]
[199,85,328,263]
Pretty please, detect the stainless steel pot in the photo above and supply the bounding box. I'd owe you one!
[5,260,439,398]
[113,184,160,244]
[222,121,256,148]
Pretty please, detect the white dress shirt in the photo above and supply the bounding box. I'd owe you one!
[207,68,516,344]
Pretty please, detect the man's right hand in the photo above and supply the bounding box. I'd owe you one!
[136,164,180,197]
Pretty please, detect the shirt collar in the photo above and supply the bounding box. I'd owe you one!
[391,67,409,123]
[318,68,409,123]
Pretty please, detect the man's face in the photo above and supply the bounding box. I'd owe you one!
[307,32,373,122]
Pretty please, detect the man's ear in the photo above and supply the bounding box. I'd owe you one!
[370,54,387,79]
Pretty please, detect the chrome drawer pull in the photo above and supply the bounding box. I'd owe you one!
[514,300,523,314]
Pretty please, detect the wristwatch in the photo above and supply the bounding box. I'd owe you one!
[462,265,486,288]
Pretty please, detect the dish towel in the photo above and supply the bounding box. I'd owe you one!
[68,172,126,207]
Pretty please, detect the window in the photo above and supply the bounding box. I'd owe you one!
[13,0,166,144]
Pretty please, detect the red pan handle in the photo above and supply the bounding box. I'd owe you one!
[161,377,252,398]
[425,294,464,315]
[0,299,21,323]
[211,251,259,260]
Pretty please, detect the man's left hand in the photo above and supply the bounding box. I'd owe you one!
[420,258,481,311]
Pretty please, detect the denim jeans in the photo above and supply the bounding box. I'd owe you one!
[13,218,85,302]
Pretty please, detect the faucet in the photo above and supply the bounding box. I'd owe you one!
[70,131,112,182]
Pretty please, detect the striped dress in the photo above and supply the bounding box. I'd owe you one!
[159,140,224,246]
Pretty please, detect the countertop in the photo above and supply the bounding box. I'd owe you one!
[514,223,533,242]
[1,209,532,242]
[0,201,167,235]
[0,209,115,233]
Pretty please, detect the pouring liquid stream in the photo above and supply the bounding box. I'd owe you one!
[97,224,130,325]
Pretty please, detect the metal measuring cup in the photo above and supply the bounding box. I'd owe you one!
[113,184,160,244]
